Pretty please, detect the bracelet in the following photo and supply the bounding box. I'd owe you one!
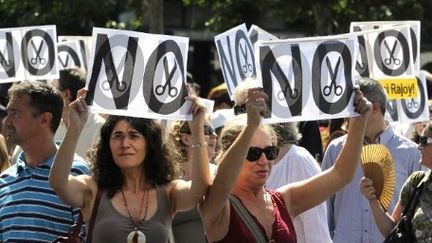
[190,141,208,149]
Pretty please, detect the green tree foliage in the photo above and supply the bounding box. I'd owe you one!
[183,0,432,45]
[0,0,121,35]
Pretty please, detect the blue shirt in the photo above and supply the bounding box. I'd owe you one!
[0,152,89,243]
[321,125,422,243]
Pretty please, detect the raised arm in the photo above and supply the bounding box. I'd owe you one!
[170,94,211,213]
[199,88,267,228]
[279,89,372,217]
[360,176,400,236]
[49,89,91,209]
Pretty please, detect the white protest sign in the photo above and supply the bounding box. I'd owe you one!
[58,36,92,71]
[85,28,192,120]
[350,22,424,124]
[258,34,359,123]
[350,21,420,73]
[215,23,256,99]
[248,25,279,90]
[57,40,85,70]
[0,25,58,83]
[248,25,278,52]
[385,72,429,123]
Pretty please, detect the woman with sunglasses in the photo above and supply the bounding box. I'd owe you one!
[165,118,218,243]
[360,121,432,242]
[199,87,372,242]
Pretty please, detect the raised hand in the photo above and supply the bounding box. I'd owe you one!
[352,88,372,121]
[360,177,377,201]
[185,84,207,133]
[67,88,89,131]
[245,87,268,128]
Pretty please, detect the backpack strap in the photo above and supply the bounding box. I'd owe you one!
[229,195,267,243]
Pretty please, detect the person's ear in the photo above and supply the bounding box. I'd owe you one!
[371,102,381,114]
[39,112,53,127]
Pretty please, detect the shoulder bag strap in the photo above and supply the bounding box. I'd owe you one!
[71,211,84,236]
[229,195,267,243]
[403,172,426,218]
[87,187,103,243]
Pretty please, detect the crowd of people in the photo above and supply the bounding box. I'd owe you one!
[0,68,430,243]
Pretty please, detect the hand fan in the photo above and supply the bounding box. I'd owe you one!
[361,144,395,210]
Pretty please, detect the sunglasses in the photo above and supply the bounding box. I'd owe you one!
[180,124,215,136]
[246,146,279,161]
[419,136,432,146]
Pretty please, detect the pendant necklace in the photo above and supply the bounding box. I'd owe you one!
[121,182,149,243]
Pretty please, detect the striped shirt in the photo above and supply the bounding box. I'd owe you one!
[0,152,89,243]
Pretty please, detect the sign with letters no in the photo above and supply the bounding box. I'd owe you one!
[85,28,192,120]
[258,34,359,123]
[0,25,58,83]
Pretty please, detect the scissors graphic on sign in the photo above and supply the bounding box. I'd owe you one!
[240,43,252,73]
[407,99,419,109]
[58,55,69,68]
[30,40,47,65]
[155,57,178,97]
[384,40,401,66]
[0,53,12,67]
[323,56,343,96]
[278,85,299,101]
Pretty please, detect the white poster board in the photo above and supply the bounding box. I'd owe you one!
[215,24,256,99]
[258,34,359,123]
[0,25,58,83]
[57,40,85,70]
[85,28,192,120]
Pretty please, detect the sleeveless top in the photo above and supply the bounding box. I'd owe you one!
[215,191,297,243]
[89,185,172,243]
[172,207,206,243]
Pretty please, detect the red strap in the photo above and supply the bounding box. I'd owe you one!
[87,187,102,243]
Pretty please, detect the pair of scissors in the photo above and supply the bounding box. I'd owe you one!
[323,56,343,96]
[101,79,128,92]
[155,57,178,97]
[0,53,12,67]
[278,84,299,101]
[58,55,69,68]
[30,40,47,65]
[240,43,252,73]
[384,40,401,66]
[407,99,419,109]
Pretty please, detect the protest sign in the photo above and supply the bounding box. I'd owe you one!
[258,34,359,123]
[0,25,58,83]
[57,40,85,70]
[85,28,192,120]
[215,24,256,99]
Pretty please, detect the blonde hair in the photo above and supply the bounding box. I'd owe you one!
[233,78,261,105]
[215,114,277,163]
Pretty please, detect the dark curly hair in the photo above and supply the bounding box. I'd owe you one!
[90,116,175,198]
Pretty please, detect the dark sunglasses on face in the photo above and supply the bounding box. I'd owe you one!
[180,124,215,136]
[246,146,279,162]
[419,136,432,146]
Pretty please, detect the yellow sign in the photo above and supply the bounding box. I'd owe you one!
[379,77,418,99]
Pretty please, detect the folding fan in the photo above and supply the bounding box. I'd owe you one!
[361,144,395,210]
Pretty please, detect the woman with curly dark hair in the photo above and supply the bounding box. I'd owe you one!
[49,89,211,243]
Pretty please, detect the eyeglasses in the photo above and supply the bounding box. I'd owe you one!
[419,136,432,146]
[246,146,279,161]
[180,124,215,136]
